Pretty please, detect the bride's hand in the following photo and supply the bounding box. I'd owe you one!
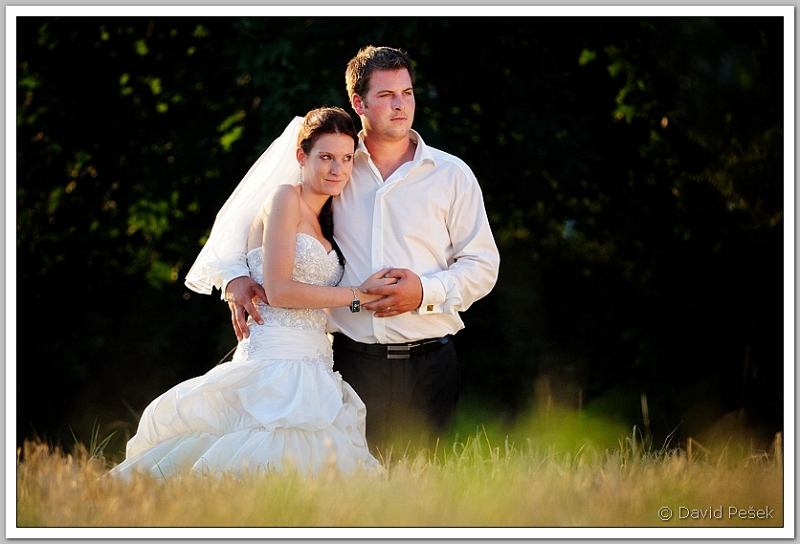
[358,268,396,303]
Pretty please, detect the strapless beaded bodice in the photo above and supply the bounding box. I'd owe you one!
[244,233,343,334]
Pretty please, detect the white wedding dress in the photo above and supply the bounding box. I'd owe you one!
[109,233,380,479]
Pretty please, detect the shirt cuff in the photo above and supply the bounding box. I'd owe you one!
[418,275,446,314]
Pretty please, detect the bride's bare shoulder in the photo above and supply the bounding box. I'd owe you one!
[268,184,301,209]
[249,185,300,249]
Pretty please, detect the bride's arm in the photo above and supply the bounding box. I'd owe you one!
[262,186,389,309]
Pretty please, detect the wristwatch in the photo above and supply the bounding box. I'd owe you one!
[349,286,361,313]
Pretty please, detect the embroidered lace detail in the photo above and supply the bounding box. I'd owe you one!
[244,233,343,334]
[257,306,328,333]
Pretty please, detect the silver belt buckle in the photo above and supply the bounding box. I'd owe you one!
[386,344,412,360]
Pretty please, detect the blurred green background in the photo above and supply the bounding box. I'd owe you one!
[15,15,785,457]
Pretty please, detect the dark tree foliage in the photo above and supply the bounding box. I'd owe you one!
[16,16,784,454]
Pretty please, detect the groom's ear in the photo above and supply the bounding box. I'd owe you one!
[352,94,365,116]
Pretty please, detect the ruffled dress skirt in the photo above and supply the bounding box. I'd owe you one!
[108,324,380,479]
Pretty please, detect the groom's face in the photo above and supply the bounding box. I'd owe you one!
[354,68,415,141]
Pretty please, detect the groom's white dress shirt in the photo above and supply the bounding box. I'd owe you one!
[326,130,500,344]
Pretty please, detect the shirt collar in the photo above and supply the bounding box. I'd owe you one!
[356,129,437,167]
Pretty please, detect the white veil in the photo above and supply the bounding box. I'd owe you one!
[184,116,304,295]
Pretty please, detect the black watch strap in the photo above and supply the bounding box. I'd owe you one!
[349,286,361,313]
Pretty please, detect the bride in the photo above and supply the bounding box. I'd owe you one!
[109,107,390,479]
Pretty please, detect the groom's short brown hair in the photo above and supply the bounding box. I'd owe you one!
[345,46,416,105]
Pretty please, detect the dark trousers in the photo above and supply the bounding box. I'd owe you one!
[332,334,461,456]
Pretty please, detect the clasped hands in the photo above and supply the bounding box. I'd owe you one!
[225,268,422,341]
[362,267,423,317]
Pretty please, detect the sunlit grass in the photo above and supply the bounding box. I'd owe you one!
[16,407,784,531]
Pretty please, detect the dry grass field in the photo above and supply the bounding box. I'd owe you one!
[14,407,786,538]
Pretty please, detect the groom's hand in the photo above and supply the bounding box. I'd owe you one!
[225,276,268,341]
[362,268,422,317]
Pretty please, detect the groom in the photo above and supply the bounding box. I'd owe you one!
[223,46,500,453]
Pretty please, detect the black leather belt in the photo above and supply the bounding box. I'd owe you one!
[333,333,450,360]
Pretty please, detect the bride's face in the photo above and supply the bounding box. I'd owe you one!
[297,133,355,198]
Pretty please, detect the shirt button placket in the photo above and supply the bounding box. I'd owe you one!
[372,184,389,343]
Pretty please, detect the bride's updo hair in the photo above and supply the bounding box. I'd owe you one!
[297,106,357,265]
[297,106,358,154]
